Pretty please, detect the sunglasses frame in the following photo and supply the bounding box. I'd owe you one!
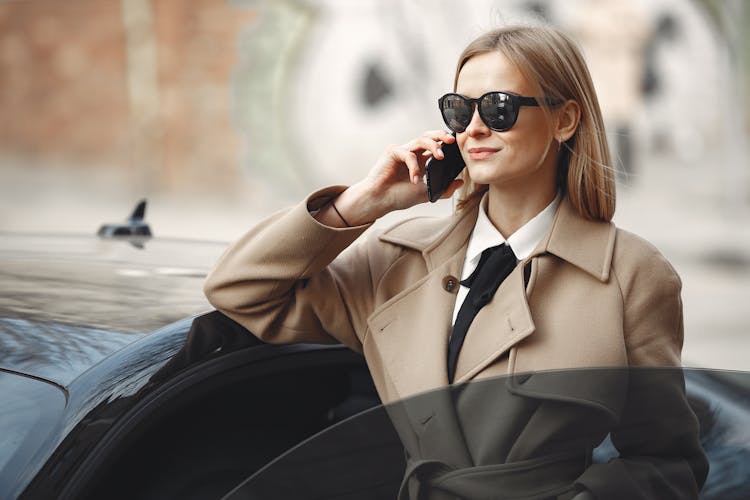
[438,91,557,133]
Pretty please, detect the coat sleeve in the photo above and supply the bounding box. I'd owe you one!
[203,186,388,353]
[574,231,709,499]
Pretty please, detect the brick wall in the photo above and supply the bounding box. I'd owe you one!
[0,0,256,192]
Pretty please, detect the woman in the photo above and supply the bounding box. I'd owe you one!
[205,25,707,499]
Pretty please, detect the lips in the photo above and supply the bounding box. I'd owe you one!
[468,147,501,160]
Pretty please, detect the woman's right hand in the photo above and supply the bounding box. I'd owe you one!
[325,131,465,226]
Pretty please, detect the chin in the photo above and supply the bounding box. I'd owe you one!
[466,163,507,186]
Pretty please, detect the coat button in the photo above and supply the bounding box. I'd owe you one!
[442,275,458,293]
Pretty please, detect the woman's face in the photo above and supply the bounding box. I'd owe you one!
[454,51,558,193]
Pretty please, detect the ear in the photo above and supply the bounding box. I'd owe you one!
[554,100,580,142]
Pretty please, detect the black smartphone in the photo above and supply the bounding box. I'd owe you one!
[425,136,465,203]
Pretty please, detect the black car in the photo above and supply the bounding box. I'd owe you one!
[0,223,406,500]
[1,224,749,499]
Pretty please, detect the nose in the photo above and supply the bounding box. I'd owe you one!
[463,104,490,137]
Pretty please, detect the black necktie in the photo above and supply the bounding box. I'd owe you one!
[447,243,517,383]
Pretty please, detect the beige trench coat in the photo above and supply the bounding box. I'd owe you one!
[204,186,706,499]
[205,186,685,398]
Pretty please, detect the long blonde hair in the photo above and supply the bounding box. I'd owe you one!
[454,25,615,222]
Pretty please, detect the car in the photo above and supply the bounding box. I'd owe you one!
[0,205,400,500]
[1,207,749,500]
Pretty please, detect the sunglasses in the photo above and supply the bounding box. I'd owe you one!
[438,91,559,133]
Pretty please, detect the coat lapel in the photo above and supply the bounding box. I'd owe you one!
[453,261,535,383]
[530,196,616,282]
[366,252,464,399]
[367,203,476,399]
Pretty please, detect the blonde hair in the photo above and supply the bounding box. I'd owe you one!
[454,25,615,222]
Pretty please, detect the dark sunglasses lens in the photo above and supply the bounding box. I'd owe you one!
[440,95,472,133]
[480,92,517,131]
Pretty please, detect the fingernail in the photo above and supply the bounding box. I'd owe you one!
[436,148,444,158]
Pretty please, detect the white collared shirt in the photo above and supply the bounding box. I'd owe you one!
[451,192,562,327]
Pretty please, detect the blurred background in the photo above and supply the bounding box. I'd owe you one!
[1,0,748,369]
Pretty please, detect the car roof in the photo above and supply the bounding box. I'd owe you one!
[0,233,227,384]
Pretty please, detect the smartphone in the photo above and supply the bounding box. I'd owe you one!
[425,136,465,203]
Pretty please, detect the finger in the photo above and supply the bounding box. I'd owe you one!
[436,130,455,144]
[423,130,456,156]
[406,136,446,161]
[419,129,455,143]
[424,130,456,150]
[416,150,434,170]
[406,130,454,152]
[390,147,422,184]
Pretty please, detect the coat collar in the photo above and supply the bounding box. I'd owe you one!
[379,195,616,282]
[532,196,616,282]
[377,200,477,271]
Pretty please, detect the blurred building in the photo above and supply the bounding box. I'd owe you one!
[1,0,746,200]
[0,0,255,194]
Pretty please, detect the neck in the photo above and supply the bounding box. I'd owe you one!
[486,182,558,238]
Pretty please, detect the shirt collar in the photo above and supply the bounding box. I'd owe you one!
[464,191,562,267]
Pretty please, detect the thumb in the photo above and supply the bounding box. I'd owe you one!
[440,179,465,199]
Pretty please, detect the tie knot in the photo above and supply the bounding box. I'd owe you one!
[460,244,516,289]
